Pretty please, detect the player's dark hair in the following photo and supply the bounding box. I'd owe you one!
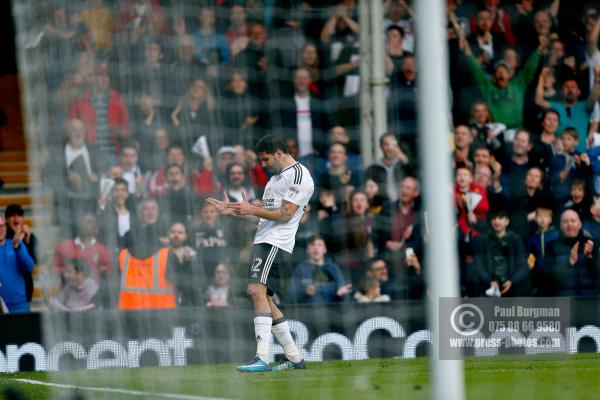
[255,134,288,155]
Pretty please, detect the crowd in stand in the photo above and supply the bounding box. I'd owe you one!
[2,0,600,314]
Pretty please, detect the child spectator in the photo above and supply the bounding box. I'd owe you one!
[472,210,529,297]
[455,164,489,242]
[47,259,98,312]
[583,196,600,241]
[527,206,559,295]
[563,178,593,221]
[206,262,235,308]
[354,276,390,303]
[550,128,592,207]
[286,235,351,304]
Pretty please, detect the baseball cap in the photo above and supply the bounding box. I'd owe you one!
[217,146,237,157]
[493,60,512,73]
[5,204,24,218]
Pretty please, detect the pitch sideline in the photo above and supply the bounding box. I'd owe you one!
[9,378,230,400]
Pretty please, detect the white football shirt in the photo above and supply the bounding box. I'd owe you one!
[253,162,314,253]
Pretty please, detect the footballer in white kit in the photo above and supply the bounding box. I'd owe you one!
[208,135,314,373]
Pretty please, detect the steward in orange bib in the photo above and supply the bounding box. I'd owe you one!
[117,246,177,310]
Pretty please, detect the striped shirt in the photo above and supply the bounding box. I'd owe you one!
[253,162,314,253]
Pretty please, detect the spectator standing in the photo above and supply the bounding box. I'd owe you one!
[119,142,144,198]
[467,7,508,72]
[527,205,559,295]
[459,34,545,129]
[68,63,130,169]
[277,67,330,157]
[531,109,561,173]
[80,0,113,54]
[191,202,233,278]
[171,79,220,155]
[158,164,197,225]
[472,210,530,297]
[584,196,600,241]
[543,210,600,296]
[226,5,249,59]
[0,216,35,313]
[53,213,113,295]
[388,55,418,146]
[5,205,39,303]
[336,190,374,286]
[374,176,424,298]
[55,119,99,227]
[219,71,261,149]
[536,65,600,152]
[316,142,362,206]
[224,162,256,203]
[549,128,592,207]
[98,177,134,252]
[235,22,269,99]
[192,8,231,71]
[170,35,207,103]
[168,222,204,307]
[365,133,413,202]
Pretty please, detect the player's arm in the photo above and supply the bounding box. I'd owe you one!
[228,198,299,223]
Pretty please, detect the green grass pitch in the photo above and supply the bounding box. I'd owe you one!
[1,354,599,399]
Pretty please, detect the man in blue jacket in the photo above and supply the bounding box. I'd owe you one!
[286,235,351,304]
[0,216,35,313]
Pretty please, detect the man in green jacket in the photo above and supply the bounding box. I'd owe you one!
[459,35,548,129]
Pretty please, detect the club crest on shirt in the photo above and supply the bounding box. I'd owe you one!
[288,185,300,198]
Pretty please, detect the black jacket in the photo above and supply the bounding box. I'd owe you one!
[472,230,530,296]
[543,231,600,296]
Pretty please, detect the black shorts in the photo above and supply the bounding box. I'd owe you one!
[248,243,288,296]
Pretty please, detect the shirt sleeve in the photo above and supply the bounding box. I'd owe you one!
[283,171,314,207]
[590,102,600,123]
[587,47,600,89]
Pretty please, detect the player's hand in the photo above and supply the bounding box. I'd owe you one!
[305,284,316,296]
[227,192,254,216]
[490,281,499,289]
[207,193,236,216]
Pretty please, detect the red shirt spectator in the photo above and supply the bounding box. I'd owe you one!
[455,165,490,239]
[68,64,129,154]
[53,214,113,283]
[54,237,113,283]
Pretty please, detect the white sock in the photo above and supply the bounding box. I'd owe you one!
[272,318,301,363]
[254,314,273,363]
